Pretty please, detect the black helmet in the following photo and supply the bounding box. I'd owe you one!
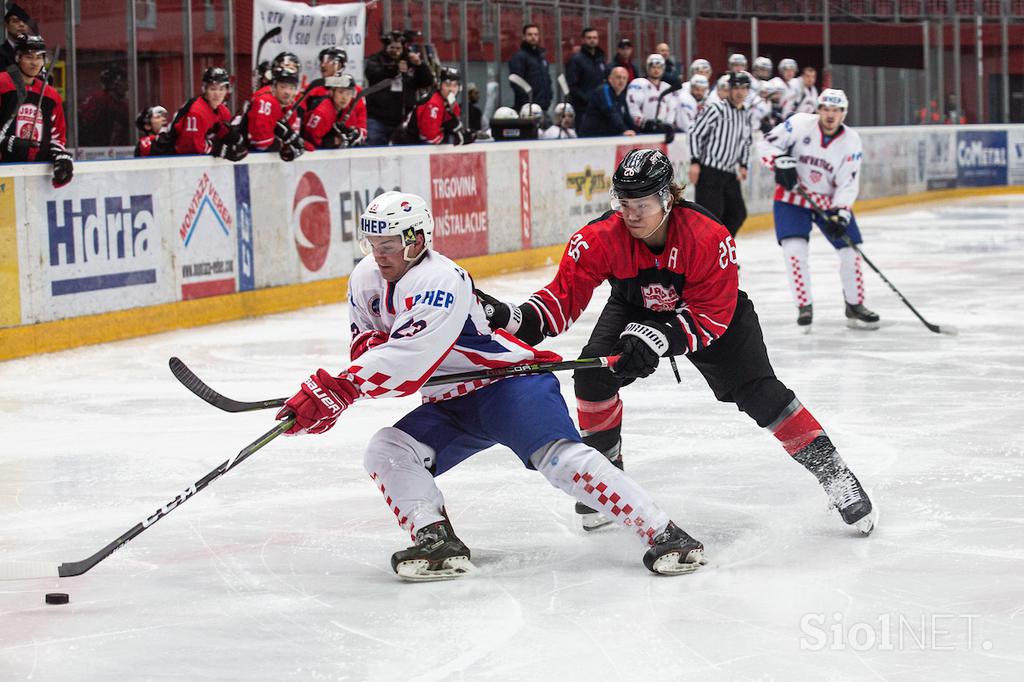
[727,70,752,88]
[318,47,347,66]
[382,30,406,46]
[256,59,273,85]
[14,33,45,55]
[202,66,231,86]
[135,105,168,133]
[272,51,300,70]
[612,148,674,200]
[271,65,300,85]
[438,66,461,84]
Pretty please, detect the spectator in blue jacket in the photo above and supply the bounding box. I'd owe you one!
[578,66,638,138]
[565,27,607,125]
[508,24,552,113]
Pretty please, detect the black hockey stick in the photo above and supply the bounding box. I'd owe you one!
[0,418,293,581]
[255,26,283,73]
[793,185,957,336]
[169,355,619,414]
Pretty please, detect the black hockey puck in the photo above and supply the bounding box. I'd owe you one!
[45,592,69,605]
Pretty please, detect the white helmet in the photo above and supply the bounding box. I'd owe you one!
[716,74,730,93]
[519,103,543,119]
[753,56,772,71]
[646,54,666,68]
[689,58,711,76]
[358,191,434,259]
[779,58,798,73]
[818,88,849,111]
[728,53,748,68]
[553,102,575,117]
[492,106,518,121]
[690,74,709,90]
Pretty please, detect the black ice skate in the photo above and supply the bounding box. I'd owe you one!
[793,436,876,535]
[643,522,708,575]
[845,302,880,330]
[575,455,624,531]
[391,520,476,581]
[797,304,813,334]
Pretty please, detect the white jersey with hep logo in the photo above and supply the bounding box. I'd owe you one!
[625,78,675,128]
[345,250,552,403]
[757,112,863,211]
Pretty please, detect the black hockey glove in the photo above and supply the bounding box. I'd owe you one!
[274,119,301,148]
[279,140,304,162]
[2,134,35,161]
[773,155,798,190]
[823,209,851,241]
[441,117,462,135]
[475,288,520,332]
[50,146,74,189]
[611,321,672,379]
[333,124,364,147]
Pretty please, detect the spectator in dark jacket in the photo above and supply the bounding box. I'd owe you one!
[565,27,607,125]
[655,42,682,89]
[364,31,434,146]
[578,66,638,138]
[0,3,33,70]
[612,39,637,82]
[508,24,552,113]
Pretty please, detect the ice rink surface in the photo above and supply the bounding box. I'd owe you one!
[2,195,1023,681]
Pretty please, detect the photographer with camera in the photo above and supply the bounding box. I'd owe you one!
[364,30,434,146]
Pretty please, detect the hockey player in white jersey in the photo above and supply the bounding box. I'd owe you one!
[681,57,712,98]
[757,89,880,330]
[626,54,676,132]
[750,80,785,133]
[705,73,729,107]
[674,73,708,133]
[275,191,707,580]
[783,66,819,118]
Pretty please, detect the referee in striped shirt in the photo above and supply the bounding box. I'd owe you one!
[688,70,753,236]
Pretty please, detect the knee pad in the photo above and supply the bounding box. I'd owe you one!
[363,426,437,476]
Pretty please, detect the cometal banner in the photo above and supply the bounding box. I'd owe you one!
[4,124,1024,333]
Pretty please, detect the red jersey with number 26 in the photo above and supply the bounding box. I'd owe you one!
[525,203,740,354]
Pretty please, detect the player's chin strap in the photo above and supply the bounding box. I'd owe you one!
[403,243,429,264]
[635,208,671,241]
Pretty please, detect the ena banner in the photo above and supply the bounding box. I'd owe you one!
[253,0,367,87]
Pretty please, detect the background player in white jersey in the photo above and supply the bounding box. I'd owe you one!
[540,102,577,139]
[626,54,676,132]
[681,58,712,97]
[674,73,708,133]
[758,89,880,330]
[767,58,797,110]
[750,80,785,133]
[784,66,819,117]
[275,191,706,579]
[705,73,729,107]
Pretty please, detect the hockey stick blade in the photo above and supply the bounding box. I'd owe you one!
[0,419,292,581]
[792,186,955,336]
[170,357,286,413]
[169,356,619,414]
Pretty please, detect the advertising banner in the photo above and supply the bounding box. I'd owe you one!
[529,143,617,248]
[252,0,366,87]
[429,152,489,259]
[1007,129,1024,185]
[924,128,958,190]
[20,171,174,323]
[0,176,18,327]
[234,165,255,292]
[957,130,1008,187]
[173,168,238,300]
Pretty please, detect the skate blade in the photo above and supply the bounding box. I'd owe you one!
[846,318,880,331]
[651,549,707,575]
[853,505,878,536]
[395,556,476,582]
[578,512,614,532]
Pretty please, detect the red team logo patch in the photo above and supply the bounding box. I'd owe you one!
[640,283,679,312]
[809,170,823,184]
[292,172,331,272]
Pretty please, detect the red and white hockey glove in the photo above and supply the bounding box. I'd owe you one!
[276,369,360,436]
[350,329,388,361]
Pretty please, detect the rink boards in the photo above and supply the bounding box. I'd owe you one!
[2,125,1023,359]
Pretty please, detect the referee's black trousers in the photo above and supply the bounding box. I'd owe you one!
[695,165,747,236]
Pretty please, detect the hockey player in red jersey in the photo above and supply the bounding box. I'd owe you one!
[275,191,707,579]
[415,67,470,145]
[133,104,167,157]
[301,74,366,149]
[247,65,305,160]
[253,51,299,99]
[0,34,73,187]
[478,148,876,536]
[302,47,347,102]
[169,66,232,155]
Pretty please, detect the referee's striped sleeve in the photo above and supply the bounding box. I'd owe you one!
[688,103,719,163]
